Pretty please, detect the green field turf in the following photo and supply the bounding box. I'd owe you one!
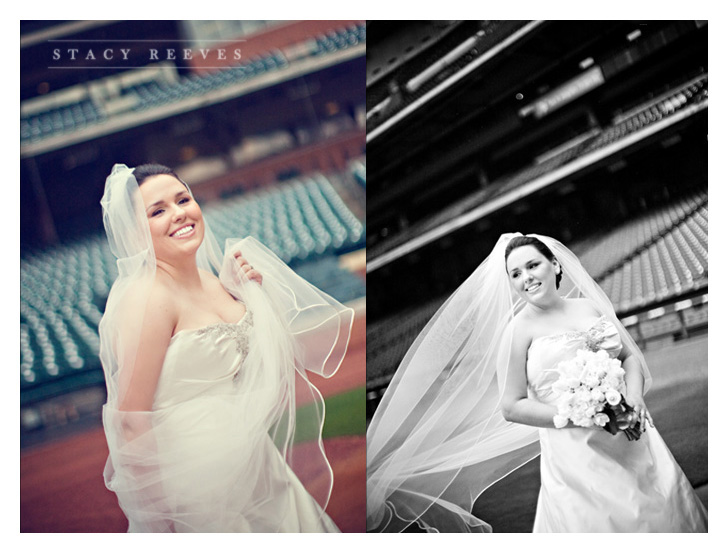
[295,387,366,442]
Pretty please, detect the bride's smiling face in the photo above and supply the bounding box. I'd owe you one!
[506,245,560,303]
[139,174,204,261]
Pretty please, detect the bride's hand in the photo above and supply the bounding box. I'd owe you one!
[233,252,263,285]
[625,394,654,431]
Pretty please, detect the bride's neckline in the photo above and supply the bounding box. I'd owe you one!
[170,309,249,342]
[530,314,607,345]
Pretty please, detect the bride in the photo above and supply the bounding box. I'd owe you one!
[99,163,353,532]
[366,233,707,532]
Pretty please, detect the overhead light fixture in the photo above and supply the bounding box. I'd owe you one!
[579,57,594,70]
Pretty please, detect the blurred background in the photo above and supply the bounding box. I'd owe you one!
[20,20,366,532]
[365,20,707,531]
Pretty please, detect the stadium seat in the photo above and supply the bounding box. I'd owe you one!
[21,169,365,404]
[484,76,708,205]
[21,24,366,144]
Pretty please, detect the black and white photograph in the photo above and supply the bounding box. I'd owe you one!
[20,20,367,533]
[365,20,708,532]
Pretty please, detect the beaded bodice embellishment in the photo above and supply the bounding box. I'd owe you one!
[194,310,253,383]
[530,316,616,351]
[560,315,611,352]
[527,315,621,401]
[583,319,610,352]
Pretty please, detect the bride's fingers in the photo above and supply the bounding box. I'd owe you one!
[236,259,254,275]
[230,254,261,284]
[645,409,655,428]
[635,407,653,430]
[246,269,263,285]
[241,267,262,284]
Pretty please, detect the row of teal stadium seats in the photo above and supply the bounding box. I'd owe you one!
[204,174,363,260]
[21,171,365,404]
[123,52,288,110]
[366,188,708,390]
[314,24,366,54]
[350,159,366,188]
[21,23,366,144]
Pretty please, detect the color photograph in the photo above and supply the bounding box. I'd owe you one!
[20,20,366,533]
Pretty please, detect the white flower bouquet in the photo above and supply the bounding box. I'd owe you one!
[551,348,640,438]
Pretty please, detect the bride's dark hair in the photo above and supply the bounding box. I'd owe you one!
[133,163,181,186]
[505,235,562,288]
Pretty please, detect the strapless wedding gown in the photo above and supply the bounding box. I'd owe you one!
[526,316,707,532]
[107,309,339,533]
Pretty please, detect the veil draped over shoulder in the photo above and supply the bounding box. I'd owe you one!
[366,233,651,532]
[99,164,354,531]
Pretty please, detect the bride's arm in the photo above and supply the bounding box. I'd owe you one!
[118,285,175,413]
[500,324,572,429]
[114,285,177,532]
[621,349,645,401]
[619,343,654,429]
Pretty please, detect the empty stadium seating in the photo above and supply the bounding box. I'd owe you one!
[203,173,364,261]
[125,51,289,112]
[20,100,104,143]
[20,170,365,404]
[578,189,707,278]
[366,295,444,389]
[485,75,708,203]
[367,189,708,395]
[20,24,367,145]
[366,77,708,264]
[312,25,366,55]
[350,158,366,188]
[579,193,707,313]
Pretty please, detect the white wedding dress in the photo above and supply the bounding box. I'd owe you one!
[105,308,340,533]
[526,315,707,532]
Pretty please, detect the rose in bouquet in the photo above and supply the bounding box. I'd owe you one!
[551,348,641,440]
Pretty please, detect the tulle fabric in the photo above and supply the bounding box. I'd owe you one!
[366,233,652,532]
[99,164,353,532]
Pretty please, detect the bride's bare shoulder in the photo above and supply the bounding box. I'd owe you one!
[199,268,220,285]
[510,310,537,344]
[143,272,184,320]
[199,268,234,297]
[565,297,602,317]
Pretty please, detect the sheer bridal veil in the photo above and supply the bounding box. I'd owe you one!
[99,164,354,531]
[366,233,651,532]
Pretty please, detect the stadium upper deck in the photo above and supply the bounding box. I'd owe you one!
[365,21,707,322]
